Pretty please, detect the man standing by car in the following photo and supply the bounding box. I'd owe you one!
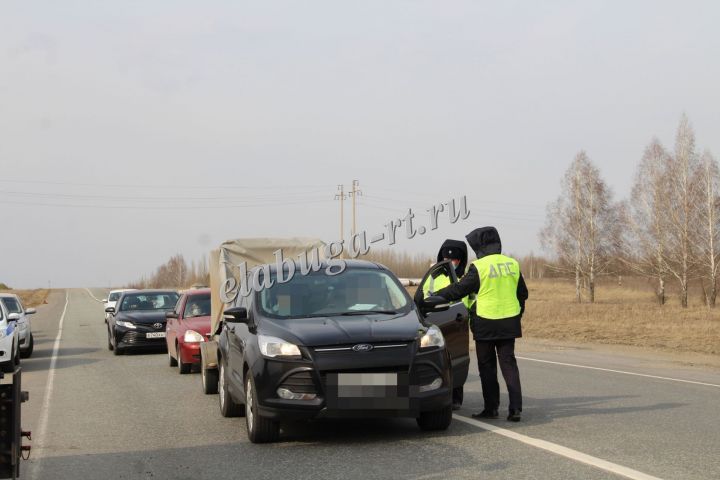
[414,239,470,410]
[432,227,528,422]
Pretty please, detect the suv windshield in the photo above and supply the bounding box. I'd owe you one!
[1,298,23,314]
[120,293,179,311]
[258,268,411,319]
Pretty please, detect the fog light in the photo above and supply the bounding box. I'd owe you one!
[276,388,317,400]
[418,377,442,393]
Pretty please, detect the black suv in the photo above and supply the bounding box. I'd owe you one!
[217,260,469,443]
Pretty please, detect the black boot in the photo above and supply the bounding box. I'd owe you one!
[507,409,521,422]
[472,409,499,419]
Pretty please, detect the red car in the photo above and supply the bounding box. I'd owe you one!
[166,288,211,374]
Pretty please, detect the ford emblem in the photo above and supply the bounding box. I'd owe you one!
[153,323,163,329]
[352,344,374,352]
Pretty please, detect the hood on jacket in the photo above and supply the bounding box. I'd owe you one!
[436,239,468,278]
[466,227,502,259]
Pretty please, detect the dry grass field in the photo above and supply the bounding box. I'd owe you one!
[407,279,720,355]
[0,289,50,308]
[523,279,720,355]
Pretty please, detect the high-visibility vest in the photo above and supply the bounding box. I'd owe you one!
[472,254,521,319]
[422,273,474,310]
[422,273,451,298]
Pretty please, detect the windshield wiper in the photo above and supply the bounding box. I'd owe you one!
[339,310,398,316]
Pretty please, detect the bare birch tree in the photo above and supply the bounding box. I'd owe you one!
[694,150,720,306]
[626,138,672,304]
[542,151,619,302]
[664,115,700,307]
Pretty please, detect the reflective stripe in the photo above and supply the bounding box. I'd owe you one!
[473,254,521,319]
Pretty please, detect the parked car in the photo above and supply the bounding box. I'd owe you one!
[0,293,35,359]
[216,259,469,443]
[166,288,211,374]
[0,295,22,371]
[103,289,136,320]
[105,290,179,355]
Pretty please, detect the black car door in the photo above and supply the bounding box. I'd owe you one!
[416,261,470,390]
[227,294,250,393]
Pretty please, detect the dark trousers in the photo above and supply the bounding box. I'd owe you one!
[475,339,522,411]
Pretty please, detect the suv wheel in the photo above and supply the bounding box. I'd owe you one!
[245,375,279,443]
[201,355,219,395]
[218,361,243,417]
[20,334,33,359]
[107,326,114,351]
[417,405,453,431]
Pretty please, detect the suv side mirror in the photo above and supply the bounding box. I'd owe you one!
[102,299,108,303]
[224,307,248,323]
[105,306,116,313]
[25,308,36,315]
[421,295,450,313]
[7,313,21,321]
[165,311,178,319]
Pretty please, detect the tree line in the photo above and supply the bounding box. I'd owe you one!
[542,114,719,307]
[128,254,210,290]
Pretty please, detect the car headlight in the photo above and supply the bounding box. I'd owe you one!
[419,325,445,349]
[184,330,205,343]
[115,320,136,329]
[258,335,301,358]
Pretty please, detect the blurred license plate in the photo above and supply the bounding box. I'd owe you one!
[326,372,410,409]
[146,332,165,338]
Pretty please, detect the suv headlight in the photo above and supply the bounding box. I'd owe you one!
[184,330,204,343]
[115,320,136,329]
[419,325,445,349]
[258,335,301,358]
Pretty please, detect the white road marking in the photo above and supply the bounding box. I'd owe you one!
[28,290,69,480]
[84,288,104,303]
[517,356,720,388]
[453,414,663,480]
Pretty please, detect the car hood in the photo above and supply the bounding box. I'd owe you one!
[116,311,169,324]
[260,310,423,347]
[182,316,211,334]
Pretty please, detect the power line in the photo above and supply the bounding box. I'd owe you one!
[0,179,334,190]
[0,198,334,211]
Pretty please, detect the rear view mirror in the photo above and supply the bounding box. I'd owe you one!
[102,299,108,303]
[7,313,21,321]
[224,307,248,323]
[25,308,36,315]
[165,311,178,319]
[421,295,450,313]
[105,307,116,313]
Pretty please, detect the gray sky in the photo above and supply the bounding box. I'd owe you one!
[2,1,719,288]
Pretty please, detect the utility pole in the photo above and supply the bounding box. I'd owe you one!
[349,179,362,237]
[334,185,346,245]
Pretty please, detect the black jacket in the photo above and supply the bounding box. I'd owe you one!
[413,239,468,307]
[435,227,528,341]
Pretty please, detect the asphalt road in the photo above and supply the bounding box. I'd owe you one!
[16,289,720,480]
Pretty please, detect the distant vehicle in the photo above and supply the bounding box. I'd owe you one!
[0,295,22,371]
[166,288,211,374]
[0,294,36,359]
[103,289,136,320]
[105,290,180,355]
[216,259,469,443]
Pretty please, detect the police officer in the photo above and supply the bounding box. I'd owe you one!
[414,239,469,410]
[433,227,528,422]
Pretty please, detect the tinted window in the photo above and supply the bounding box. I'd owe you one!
[2,298,23,314]
[120,293,179,311]
[184,294,211,318]
[258,269,410,319]
[108,292,122,302]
